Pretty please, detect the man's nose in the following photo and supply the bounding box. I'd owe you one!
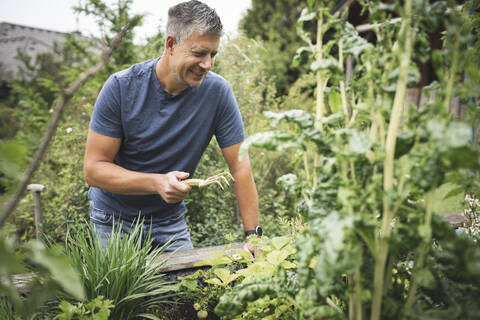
[199,55,213,70]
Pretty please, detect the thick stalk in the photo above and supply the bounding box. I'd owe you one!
[370,0,413,318]
[355,264,363,320]
[349,274,355,320]
[405,190,434,308]
[339,42,349,121]
[315,9,325,132]
[313,8,326,189]
[443,36,460,114]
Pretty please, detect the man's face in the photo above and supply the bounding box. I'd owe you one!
[169,30,220,89]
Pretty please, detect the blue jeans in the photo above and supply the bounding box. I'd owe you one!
[89,202,194,252]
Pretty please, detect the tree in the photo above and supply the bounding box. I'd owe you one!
[240,0,310,95]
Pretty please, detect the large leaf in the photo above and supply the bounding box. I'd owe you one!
[311,58,342,74]
[348,130,372,154]
[339,22,373,58]
[265,109,314,129]
[239,131,303,160]
[298,7,317,22]
[195,250,231,267]
[445,121,472,148]
[29,241,85,301]
[261,110,330,152]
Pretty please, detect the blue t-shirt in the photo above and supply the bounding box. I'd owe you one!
[88,57,245,218]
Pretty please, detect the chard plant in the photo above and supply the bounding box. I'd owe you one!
[234,0,480,319]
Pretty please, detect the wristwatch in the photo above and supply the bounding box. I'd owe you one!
[244,226,263,238]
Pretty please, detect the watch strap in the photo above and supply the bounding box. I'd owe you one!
[244,226,263,237]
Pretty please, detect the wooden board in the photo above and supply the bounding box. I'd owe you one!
[157,242,244,273]
[438,212,467,228]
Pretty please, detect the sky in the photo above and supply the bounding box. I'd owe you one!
[0,0,252,42]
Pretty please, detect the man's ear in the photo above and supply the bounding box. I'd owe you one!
[165,35,177,55]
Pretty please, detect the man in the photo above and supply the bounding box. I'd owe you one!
[83,0,260,252]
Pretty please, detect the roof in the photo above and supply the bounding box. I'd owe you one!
[0,22,85,81]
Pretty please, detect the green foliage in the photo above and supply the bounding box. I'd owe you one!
[2,0,152,242]
[240,0,312,95]
[233,0,480,319]
[64,222,176,320]
[73,0,144,71]
[56,296,114,320]
[0,236,85,319]
[173,235,299,319]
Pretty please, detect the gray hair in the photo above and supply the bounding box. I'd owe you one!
[166,0,223,44]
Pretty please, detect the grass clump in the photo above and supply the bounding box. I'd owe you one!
[64,220,176,319]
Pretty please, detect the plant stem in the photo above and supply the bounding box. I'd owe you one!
[371,0,413,318]
[443,36,460,114]
[313,7,326,190]
[355,265,363,320]
[339,41,349,121]
[315,8,325,132]
[405,189,434,308]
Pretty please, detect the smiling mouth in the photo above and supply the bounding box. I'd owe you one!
[190,69,206,78]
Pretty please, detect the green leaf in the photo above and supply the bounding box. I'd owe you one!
[426,118,445,142]
[270,237,292,250]
[321,113,344,126]
[205,278,224,286]
[328,90,342,114]
[338,187,355,207]
[298,8,316,22]
[395,130,415,158]
[239,131,303,161]
[445,121,472,148]
[180,279,198,291]
[443,186,465,199]
[276,174,298,195]
[280,261,297,269]
[413,268,436,290]
[418,225,432,241]
[0,140,27,178]
[236,262,276,281]
[348,130,372,154]
[58,300,78,320]
[214,268,239,285]
[311,58,341,73]
[340,23,373,58]
[29,241,85,301]
[265,109,314,129]
[195,250,231,266]
[267,250,290,266]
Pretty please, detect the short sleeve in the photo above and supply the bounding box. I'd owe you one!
[89,75,123,138]
[215,83,245,149]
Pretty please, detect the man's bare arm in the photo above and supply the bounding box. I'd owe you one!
[83,129,191,203]
[221,142,259,232]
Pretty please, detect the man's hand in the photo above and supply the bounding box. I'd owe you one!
[155,171,192,203]
[243,239,262,258]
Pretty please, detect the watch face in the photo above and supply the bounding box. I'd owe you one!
[255,226,263,236]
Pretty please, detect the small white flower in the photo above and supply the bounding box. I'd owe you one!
[66,127,73,134]
[232,253,242,260]
[49,109,53,113]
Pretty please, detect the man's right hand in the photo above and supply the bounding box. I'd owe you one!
[156,171,192,203]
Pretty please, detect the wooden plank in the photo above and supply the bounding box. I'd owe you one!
[438,212,467,228]
[157,242,244,273]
